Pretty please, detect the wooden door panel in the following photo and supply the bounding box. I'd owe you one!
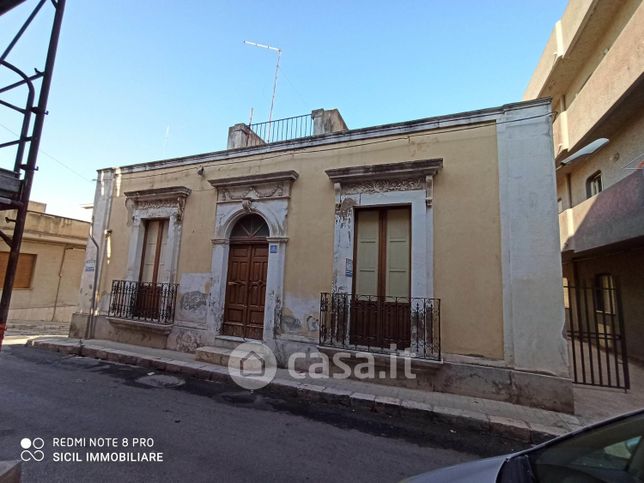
[351,207,411,349]
[222,242,268,339]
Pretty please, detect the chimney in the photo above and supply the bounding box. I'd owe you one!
[227,123,266,150]
[312,108,348,135]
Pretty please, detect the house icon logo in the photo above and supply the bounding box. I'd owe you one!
[228,342,277,390]
[239,351,265,377]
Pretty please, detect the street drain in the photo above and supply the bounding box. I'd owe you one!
[135,374,185,388]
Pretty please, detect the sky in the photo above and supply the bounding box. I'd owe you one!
[0,0,567,221]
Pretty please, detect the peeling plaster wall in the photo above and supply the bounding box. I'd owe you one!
[174,272,210,325]
[275,294,320,340]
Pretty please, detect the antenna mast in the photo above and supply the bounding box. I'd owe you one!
[243,40,282,139]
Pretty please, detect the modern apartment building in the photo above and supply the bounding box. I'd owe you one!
[524,0,644,367]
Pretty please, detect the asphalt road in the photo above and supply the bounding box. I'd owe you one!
[0,345,525,483]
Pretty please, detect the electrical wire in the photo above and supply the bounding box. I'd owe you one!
[0,121,93,182]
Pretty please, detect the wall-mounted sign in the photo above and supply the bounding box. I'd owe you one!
[270,244,278,254]
[345,258,353,277]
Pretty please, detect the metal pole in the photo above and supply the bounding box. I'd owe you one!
[85,231,100,340]
[242,41,282,141]
[268,48,281,127]
[0,0,66,350]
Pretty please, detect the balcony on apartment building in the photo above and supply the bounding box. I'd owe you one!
[525,0,644,158]
[227,108,348,150]
[559,168,644,256]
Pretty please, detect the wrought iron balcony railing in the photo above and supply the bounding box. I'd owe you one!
[319,292,441,360]
[108,280,178,325]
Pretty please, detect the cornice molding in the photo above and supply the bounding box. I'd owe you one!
[208,171,299,203]
[124,186,191,222]
[207,170,299,189]
[325,158,443,184]
[124,186,191,203]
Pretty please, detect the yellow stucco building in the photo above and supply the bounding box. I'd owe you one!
[0,202,89,323]
[71,100,573,411]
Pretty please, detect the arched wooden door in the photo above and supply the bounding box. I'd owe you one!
[222,214,269,340]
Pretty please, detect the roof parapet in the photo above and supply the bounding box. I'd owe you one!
[227,108,348,149]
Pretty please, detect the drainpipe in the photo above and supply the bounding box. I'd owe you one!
[51,244,72,322]
[85,226,100,340]
[83,169,116,340]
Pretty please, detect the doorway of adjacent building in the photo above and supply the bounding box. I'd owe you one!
[222,214,269,340]
[351,206,411,349]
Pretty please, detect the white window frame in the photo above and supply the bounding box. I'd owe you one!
[326,159,442,301]
[123,186,191,285]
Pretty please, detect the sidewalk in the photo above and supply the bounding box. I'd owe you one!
[26,336,586,444]
[1,319,70,346]
[573,359,644,422]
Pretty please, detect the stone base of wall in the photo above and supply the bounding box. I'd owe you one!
[318,347,574,413]
[69,313,88,338]
[167,324,216,353]
[9,305,75,323]
[74,315,169,349]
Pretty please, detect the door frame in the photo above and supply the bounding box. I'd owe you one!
[210,206,289,344]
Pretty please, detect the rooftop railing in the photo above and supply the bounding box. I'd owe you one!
[248,113,313,146]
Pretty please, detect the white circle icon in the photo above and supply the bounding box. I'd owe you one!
[227,342,277,391]
[20,437,45,462]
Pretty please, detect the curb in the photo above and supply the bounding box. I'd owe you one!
[28,338,571,444]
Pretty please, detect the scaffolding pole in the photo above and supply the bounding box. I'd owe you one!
[0,0,67,350]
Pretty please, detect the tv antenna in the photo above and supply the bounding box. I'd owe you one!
[243,40,282,137]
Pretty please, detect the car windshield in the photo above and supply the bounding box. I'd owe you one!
[525,412,644,483]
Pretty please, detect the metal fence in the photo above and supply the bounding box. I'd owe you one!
[319,292,441,360]
[108,280,178,325]
[565,283,629,390]
[248,113,313,146]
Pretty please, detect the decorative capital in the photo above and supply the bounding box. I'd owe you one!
[425,175,434,207]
